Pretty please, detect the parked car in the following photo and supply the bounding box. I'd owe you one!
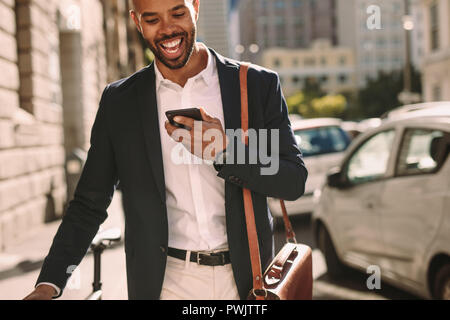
[312,105,450,299]
[341,121,362,140]
[268,118,351,217]
[357,117,382,133]
[380,101,450,120]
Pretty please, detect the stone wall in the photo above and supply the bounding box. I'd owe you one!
[0,0,66,251]
[0,0,121,252]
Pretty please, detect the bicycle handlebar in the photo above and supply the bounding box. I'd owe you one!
[90,227,122,249]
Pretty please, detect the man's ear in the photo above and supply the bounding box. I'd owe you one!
[130,10,143,34]
[192,0,200,22]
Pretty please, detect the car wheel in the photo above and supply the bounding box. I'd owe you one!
[318,224,347,277]
[432,264,450,300]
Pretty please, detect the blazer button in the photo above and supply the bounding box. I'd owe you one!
[160,246,166,253]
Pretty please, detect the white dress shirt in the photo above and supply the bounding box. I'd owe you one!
[154,43,228,252]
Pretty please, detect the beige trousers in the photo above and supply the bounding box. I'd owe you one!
[159,251,241,300]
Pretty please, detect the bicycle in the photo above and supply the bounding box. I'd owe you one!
[85,227,122,300]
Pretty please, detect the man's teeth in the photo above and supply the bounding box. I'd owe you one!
[162,39,181,49]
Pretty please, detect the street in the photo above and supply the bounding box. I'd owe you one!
[0,192,128,300]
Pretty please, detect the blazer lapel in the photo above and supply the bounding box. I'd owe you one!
[136,64,166,203]
[211,49,242,131]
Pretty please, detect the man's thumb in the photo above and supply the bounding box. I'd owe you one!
[199,107,214,121]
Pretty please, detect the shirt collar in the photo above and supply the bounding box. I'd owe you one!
[154,43,214,91]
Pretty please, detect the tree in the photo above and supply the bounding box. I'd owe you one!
[286,92,304,115]
[287,91,347,118]
[310,95,347,118]
[286,77,347,118]
[357,66,422,118]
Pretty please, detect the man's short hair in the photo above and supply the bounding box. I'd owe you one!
[131,0,195,11]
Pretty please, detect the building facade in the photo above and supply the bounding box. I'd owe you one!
[262,39,357,97]
[238,0,337,62]
[337,0,424,88]
[197,0,231,57]
[421,0,450,101]
[0,0,142,252]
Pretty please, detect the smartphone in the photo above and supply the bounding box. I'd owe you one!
[165,108,203,130]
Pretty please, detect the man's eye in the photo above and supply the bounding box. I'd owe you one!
[146,19,158,24]
[173,12,185,17]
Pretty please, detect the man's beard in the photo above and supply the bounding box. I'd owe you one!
[147,27,197,70]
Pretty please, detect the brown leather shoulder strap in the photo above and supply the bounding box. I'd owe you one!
[239,63,264,298]
[239,63,298,299]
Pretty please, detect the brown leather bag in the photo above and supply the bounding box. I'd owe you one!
[239,62,313,300]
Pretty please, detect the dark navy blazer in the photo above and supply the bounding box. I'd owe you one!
[36,49,308,300]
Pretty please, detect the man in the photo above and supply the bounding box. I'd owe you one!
[24,0,307,300]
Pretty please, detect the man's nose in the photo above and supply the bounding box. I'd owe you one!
[158,18,178,36]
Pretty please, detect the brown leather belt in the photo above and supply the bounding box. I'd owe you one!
[167,247,231,266]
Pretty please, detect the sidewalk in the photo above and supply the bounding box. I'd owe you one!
[0,191,128,300]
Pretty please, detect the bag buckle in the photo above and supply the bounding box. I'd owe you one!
[251,288,268,299]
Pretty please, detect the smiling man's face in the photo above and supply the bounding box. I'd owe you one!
[131,0,199,69]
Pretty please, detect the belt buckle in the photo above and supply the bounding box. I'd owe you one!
[197,252,209,265]
[196,251,226,266]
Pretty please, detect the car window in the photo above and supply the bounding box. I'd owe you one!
[396,129,446,176]
[294,126,350,157]
[346,130,396,184]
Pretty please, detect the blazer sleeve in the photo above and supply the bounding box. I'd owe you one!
[35,85,119,298]
[216,72,308,201]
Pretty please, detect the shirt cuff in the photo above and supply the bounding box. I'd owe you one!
[36,282,61,298]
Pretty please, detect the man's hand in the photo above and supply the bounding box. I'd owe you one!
[164,107,229,161]
[23,285,56,300]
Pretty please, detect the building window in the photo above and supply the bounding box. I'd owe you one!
[377,55,386,64]
[376,37,386,48]
[338,74,348,84]
[261,0,268,9]
[363,55,372,65]
[276,38,287,47]
[393,55,402,64]
[430,1,439,51]
[294,29,305,47]
[274,0,285,9]
[320,57,327,66]
[339,56,347,65]
[304,57,316,66]
[392,36,401,47]
[293,0,302,8]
